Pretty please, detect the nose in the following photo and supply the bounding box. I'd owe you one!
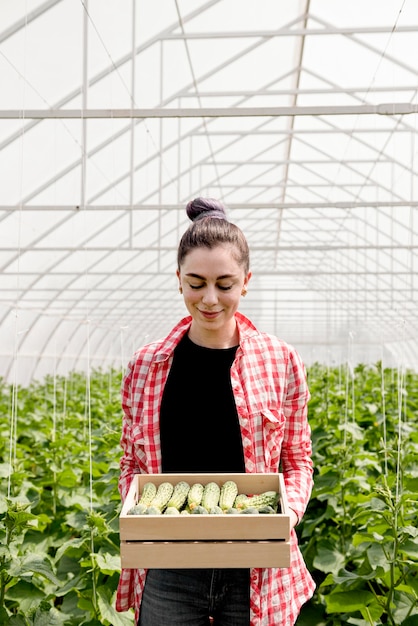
[201,284,218,305]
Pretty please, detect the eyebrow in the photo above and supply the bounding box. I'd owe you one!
[185,273,236,280]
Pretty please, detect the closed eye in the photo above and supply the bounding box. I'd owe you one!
[188,283,233,290]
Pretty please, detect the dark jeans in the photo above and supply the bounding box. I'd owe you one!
[138,568,250,626]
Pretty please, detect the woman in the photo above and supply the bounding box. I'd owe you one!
[116,197,315,625]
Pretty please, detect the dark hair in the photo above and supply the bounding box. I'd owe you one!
[177,197,250,272]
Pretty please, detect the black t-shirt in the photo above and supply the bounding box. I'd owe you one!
[160,334,245,473]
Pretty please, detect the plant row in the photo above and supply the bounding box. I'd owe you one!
[0,362,417,625]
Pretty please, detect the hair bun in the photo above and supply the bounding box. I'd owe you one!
[186,197,227,222]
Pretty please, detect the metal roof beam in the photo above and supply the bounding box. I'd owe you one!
[5,286,416,294]
[1,200,416,211]
[2,245,417,252]
[2,103,418,118]
[181,85,418,96]
[1,270,414,277]
[0,0,63,44]
[161,25,418,39]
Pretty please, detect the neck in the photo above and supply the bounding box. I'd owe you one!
[188,322,239,349]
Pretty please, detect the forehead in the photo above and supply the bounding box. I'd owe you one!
[180,244,243,275]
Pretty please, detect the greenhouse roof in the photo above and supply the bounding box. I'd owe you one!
[1,0,418,384]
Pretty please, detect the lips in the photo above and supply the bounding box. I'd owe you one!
[199,310,222,319]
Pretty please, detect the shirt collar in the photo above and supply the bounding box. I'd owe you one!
[154,311,259,361]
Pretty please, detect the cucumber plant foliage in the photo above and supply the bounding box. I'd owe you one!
[1,363,417,625]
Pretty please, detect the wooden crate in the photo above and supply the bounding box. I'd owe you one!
[119,473,291,569]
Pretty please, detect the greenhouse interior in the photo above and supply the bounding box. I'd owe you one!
[1,2,417,626]
[1,0,418,384]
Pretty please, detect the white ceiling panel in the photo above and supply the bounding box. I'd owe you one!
[0,0,417,383]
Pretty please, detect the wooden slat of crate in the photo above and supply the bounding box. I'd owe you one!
[120,510,289,541]
[120,539,291,569]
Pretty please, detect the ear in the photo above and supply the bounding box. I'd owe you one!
[243,270,252,289]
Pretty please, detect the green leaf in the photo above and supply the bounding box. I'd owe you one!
[4,615,28,626]
[325,590,376,612]
[54,572,86,597]
[366,496,388,512]
[400,525,418,539]
[96,587,133,626]
[366,542,390,570]
[313,545,346,574]
[331,568,385,584]
[391,590,418,624]
[404,477,418,493]
[54,536,87,561]
[360,601,385,622]
[5,580,45,612]
[55,468,79,488]
[4,501,39,535]
[13,554,62,586]
[95,552,121,574]
[32,605,67,626]
[399,539,418,559]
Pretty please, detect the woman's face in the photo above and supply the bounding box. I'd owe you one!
[177,244,251,347]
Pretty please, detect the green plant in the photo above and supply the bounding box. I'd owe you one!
[0,368,133,625]
[1,362,417,625]
[297,362,418,626]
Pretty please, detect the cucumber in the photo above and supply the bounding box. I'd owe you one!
[187,483,204,510]
[242,491,279,511]
[209,505,223,515]
[138,482,157,506]
[164,506,181,515]
[150,482,174,511]
[258,505,276,514]
[234,493,250,510]
[240,506,259,514]
[127,503,148,515]
[145,506,162,515]
[201,482,221,510]
[166,481,190,510]
[219,480,238,511]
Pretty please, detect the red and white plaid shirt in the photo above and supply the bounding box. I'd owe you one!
[116,312,315,625]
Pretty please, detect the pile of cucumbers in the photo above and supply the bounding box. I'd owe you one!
[127,480,280,515]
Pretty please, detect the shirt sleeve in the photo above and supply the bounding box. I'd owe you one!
[280,347,313,522]
[118,358,145,501]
